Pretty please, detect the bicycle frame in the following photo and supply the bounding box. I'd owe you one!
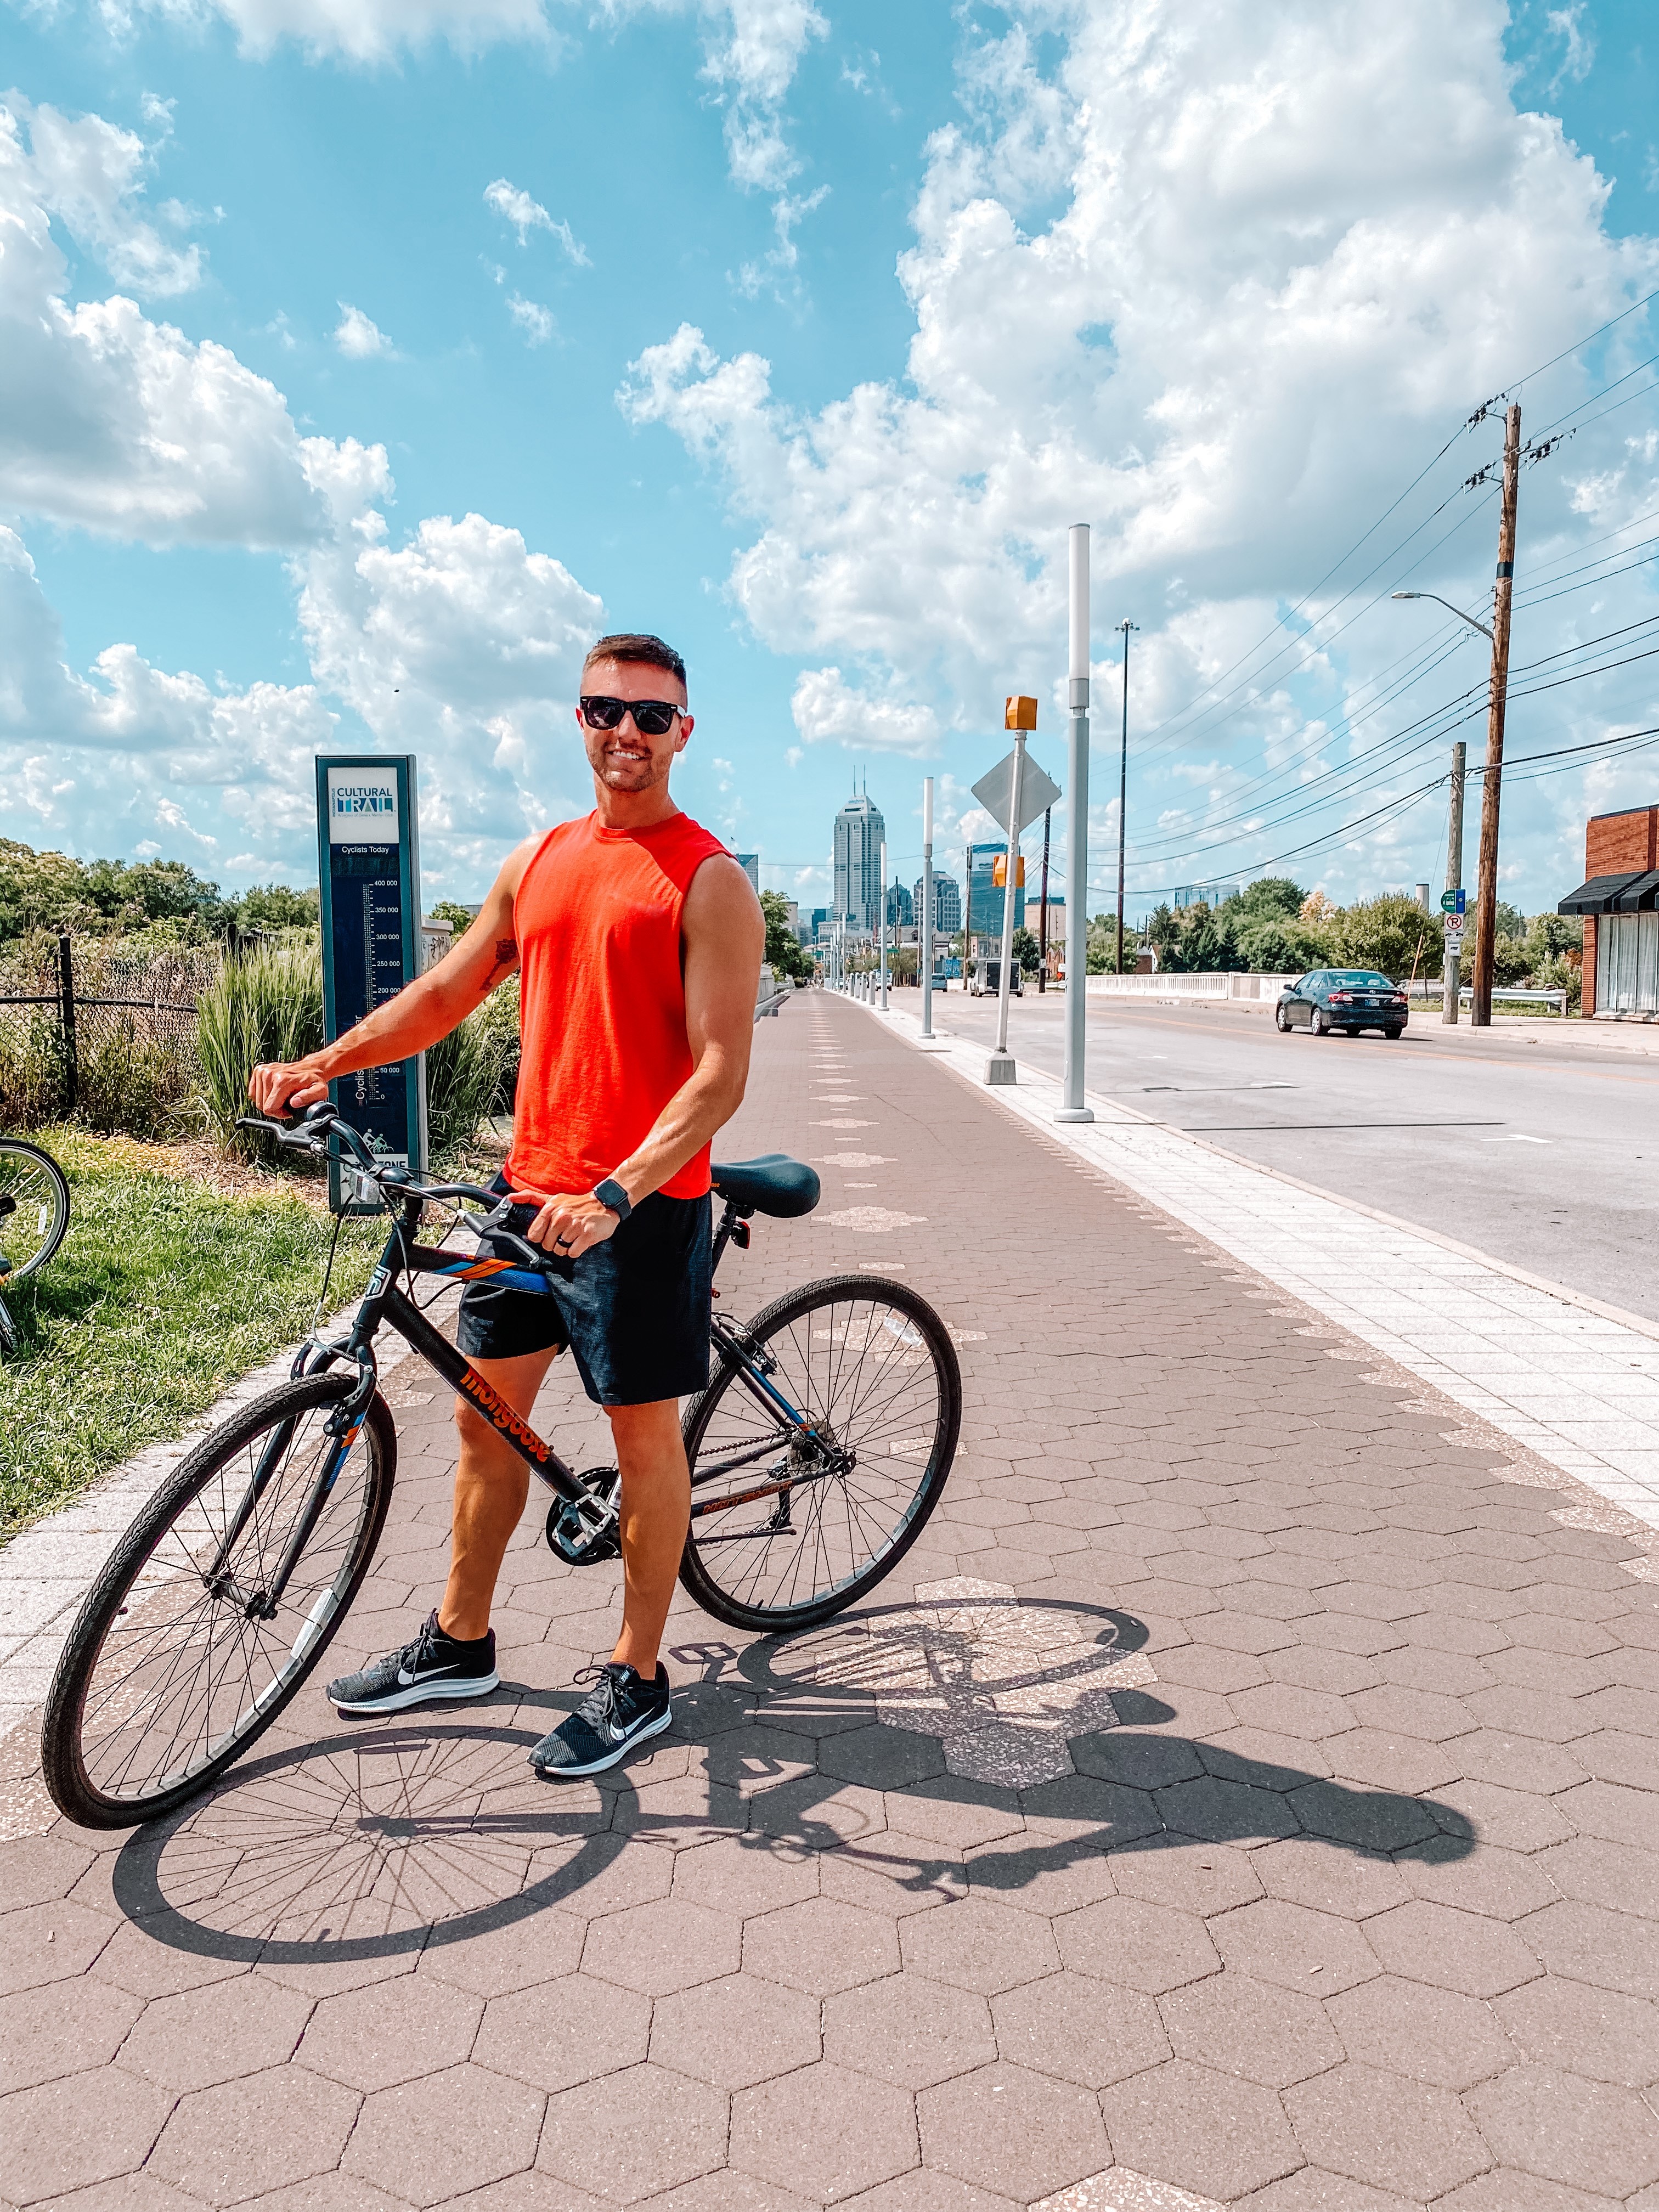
[244,1190,840,1594]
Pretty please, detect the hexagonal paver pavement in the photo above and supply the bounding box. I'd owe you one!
[918,2059,1109,2202]
[341,2062,544,2207]
[731,2060,919,2202]
[10,994,1659,2212]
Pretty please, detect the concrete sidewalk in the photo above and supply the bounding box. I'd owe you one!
[3,992,1659,2210]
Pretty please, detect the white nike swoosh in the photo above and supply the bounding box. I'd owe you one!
[398,1662,460,1687]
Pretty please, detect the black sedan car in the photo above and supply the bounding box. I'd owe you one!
[1276,969,1409,1038]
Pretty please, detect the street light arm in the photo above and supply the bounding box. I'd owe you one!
[1390,590,1494,643]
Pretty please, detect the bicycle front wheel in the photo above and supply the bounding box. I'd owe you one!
[0,1137,69,1283]
[43,1372,396,1828]
[679,1274,961,1632]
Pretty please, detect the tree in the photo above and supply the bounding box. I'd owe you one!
[1331,894,1437,981]
[1229,877,1306,922]
[426,899,478,940]
[1494,899,1526,941]
[1011,926,1041,975]
[759,891,812,983]
[237,884,320,931]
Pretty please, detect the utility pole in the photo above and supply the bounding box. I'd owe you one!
[1037,805,1051,993]
[1116,619,1136,974]
[1470,402,1521,1028]
[1444,740,1466,1026]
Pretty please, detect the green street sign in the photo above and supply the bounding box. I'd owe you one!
[1440,889,1465,915]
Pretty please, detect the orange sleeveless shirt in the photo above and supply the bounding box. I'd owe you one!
[507,809,731,1201]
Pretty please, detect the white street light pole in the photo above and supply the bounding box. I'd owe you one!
[921,777,935,1038]
[1058,522,1094,1122]
[878,838,889,1012]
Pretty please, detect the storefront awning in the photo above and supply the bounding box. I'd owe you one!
[1559,872,1659,915]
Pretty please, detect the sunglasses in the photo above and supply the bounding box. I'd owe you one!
[579,695,684,738]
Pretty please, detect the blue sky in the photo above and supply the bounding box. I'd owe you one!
[2,0,1657,921]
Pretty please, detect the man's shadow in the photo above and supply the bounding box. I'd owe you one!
[108,1593,1475,1972]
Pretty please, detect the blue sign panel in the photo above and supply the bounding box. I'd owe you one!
[315,755,426,1211]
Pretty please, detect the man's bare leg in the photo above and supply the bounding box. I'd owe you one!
[439,1348,560,1642]
[607,1398,691,1675]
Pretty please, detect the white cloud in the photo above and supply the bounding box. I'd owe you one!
[1545,2,1595,89]
[332,302,391,359]
[293,454,605,878]
[484,176,589,262]
[104,0,551,63]
[621,0,1659,903]
[0,522,338,865]
[506,293,554,345]
[5,95,201,295]
[792,667,938,755]
[0,105,327,546]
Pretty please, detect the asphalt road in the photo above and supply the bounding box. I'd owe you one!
[906,986,1659,1322]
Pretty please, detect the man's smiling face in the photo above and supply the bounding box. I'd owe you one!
[578,658,692,795]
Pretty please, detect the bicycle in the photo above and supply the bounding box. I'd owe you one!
[42,1102,962,1829]
[0,1136,71,1355]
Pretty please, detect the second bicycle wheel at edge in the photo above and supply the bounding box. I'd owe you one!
[678,1273,962,1632]
[42,1372,395,1829]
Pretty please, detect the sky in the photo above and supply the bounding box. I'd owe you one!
[2,0,1657,922]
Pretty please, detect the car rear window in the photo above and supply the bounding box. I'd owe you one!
[1334,972,1393,987]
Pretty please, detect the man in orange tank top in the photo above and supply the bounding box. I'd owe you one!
[249,633,764,1775]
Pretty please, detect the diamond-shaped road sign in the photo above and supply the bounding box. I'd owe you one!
[972,746,1062,839]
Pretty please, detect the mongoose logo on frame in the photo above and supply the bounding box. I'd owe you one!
[458,1368,551,1463]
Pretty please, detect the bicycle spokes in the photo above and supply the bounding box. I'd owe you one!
[73,1399,379,1808]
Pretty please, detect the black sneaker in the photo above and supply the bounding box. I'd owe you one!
[326,1610,499,1714]
[529,1661,672,1779]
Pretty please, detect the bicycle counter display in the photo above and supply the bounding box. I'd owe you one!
[316,754,426,1212]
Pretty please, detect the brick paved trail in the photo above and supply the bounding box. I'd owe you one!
[5,994,1659,2211]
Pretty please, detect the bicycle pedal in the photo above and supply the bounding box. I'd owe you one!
[547,1466,623,1565]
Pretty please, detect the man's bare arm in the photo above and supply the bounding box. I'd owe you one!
[247,836,538,1115]
[510,855,763,1252]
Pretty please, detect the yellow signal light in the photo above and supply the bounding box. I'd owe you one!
[1005,695,1039,731]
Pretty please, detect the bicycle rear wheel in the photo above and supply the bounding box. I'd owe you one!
[0,1137,69,1283]
[43,1372,396,1829]
[678,1274,961,1632]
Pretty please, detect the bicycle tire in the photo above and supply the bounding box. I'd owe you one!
[43,1371,396,1829]
[678,1273,961,1633]
[0,1137,70,1282]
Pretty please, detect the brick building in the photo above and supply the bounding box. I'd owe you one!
[1559,803,1659,1018]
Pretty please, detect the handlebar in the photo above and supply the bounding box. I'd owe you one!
[236,1104,556,1274]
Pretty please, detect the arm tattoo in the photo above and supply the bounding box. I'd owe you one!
[483,936,518,988]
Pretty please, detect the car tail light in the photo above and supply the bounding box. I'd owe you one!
[1329,991,1352,1004]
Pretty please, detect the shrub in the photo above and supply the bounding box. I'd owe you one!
[195,944,325,1147]
[426,992,517,1157]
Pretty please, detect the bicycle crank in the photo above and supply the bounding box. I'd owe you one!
[547,1466,623,1565]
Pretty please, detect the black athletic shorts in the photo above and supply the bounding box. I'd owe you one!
[455,1173,713,1407]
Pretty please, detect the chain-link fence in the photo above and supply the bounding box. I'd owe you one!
[0,935,222,1135]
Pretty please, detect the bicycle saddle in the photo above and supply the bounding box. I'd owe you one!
[710,1154,821,1218]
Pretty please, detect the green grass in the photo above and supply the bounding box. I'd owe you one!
[0,1128,385,1542]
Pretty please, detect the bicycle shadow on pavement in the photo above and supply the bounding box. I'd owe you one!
[107,1582,1475,1972]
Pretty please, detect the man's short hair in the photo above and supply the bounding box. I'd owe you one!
[582,633,687,691]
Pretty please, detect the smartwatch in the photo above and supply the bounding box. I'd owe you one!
[592,1177,633,1222]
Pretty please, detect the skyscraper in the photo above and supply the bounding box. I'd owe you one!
[736,853,760,893]
[885,882,914,929]
[833,788,886,933]
[913,873,962,936]
[966,843,1026,943]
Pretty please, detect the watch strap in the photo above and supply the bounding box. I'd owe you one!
[592,1177,632,1221]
